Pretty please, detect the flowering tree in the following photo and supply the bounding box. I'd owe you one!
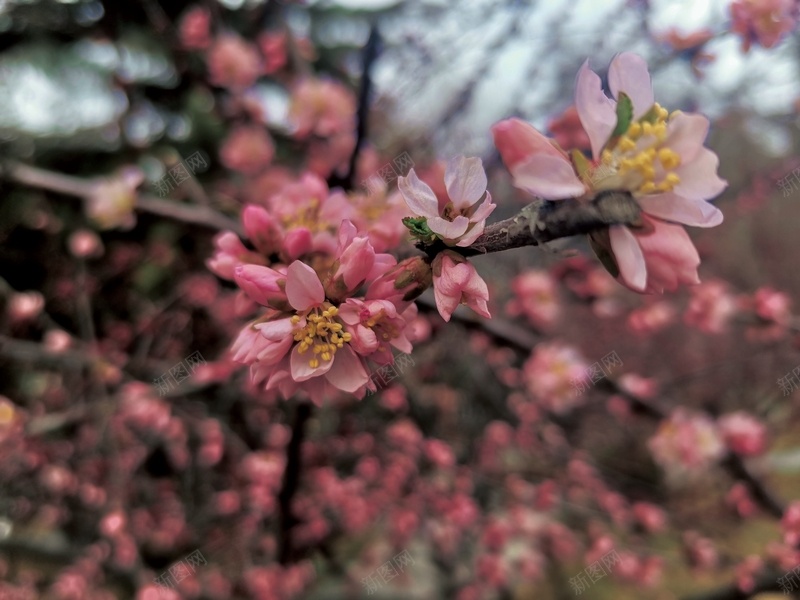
[1,1,800,600]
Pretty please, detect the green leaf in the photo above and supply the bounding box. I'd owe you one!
[611,92,634,139]
[402,216,436,244]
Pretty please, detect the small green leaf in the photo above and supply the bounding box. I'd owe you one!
[611,92,634,139]
[402,216,436,244]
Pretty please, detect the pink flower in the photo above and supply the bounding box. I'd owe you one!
[289,78,356,139]
[365,256,433,309]
[683,279,738,333]
[548,106,592,153]
[206,35,261,91]
[431,250,491,322]
[258,31,288,74]
[782,501,800,545]
[230,223,416,403]
[523,342,588,414]
[220,126,275,175]
[626,299,675,334]
[206,231,266,281]
[506,270,561,330]
[493,53,727,294]
[753,287,792,326]
[648,408,725,478]
[86,166,144,230]
[178,6,211,50]
[731,0,797,51]
[398,156,496,247]
[718,412,767,457]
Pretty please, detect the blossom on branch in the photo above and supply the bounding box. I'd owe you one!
[493,52,727,294]
[398,156,495,247]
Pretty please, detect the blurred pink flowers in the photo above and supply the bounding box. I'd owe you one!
[648,408,725,478]
[399,156,496,247]
[206,34,261,91]
[730,0,797,51]
[493,52,727,294]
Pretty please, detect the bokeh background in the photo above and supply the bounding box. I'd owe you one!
[1,0,800,599]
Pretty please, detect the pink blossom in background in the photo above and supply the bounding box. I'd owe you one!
[547,105,591,153]
[7,291,45,322]
[220,125,275,175]
[86,166,144,230]
[206,34,262,91]
[68,229,104,258]
[289,78,356,139]
[431,250,491,322]
[718,412,767,457]
[257,30,288,74]
[648,408,725,478]
[781,501,800,546]
[523,342,588,414]
[626,299,676,334]
[399,156,496,247]
[684,279,738,333]
[730,0,798,51]
[178,6,211,50]
[506,270,561,330]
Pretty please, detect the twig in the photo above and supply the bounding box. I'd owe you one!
[681,571,789,600]
[1,161,242,235]
[277,401,313,564]
[419,191,642,259]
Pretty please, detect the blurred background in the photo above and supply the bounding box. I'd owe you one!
[1,0,800,598]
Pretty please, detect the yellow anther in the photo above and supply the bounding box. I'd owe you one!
[341,332,352,342]
[640,181,657,194]
[627,122,642,138]
[617,137,636,153]
[309,358,319,368]
[658,148,681,170]
[642,122,654,137]
[298,342,309,353]
[321,352,331,361]
[290,315,301,324]
[665,172,681,186]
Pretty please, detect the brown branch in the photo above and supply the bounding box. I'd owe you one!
[277,401,313,564]
[421,191,642,259]
[0,161,242,235]
[681,571,789,600]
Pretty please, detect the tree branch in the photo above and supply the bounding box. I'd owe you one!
[277,401,313,564]
[420,191,642,259]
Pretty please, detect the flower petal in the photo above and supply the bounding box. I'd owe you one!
[638,193,723,228]
[324,345,369,393]
[444,156,487,210]
[255,317,295,342]
[609,225,647,292]
[398,169,440,217]
[608,52,655,119]
[673,148,728,201]
[428,215,470,240]
[290,343,334,382]
[285,261,324,311]
[575,60,617,158]
[510,156,586,200]
[665,112,709,164]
